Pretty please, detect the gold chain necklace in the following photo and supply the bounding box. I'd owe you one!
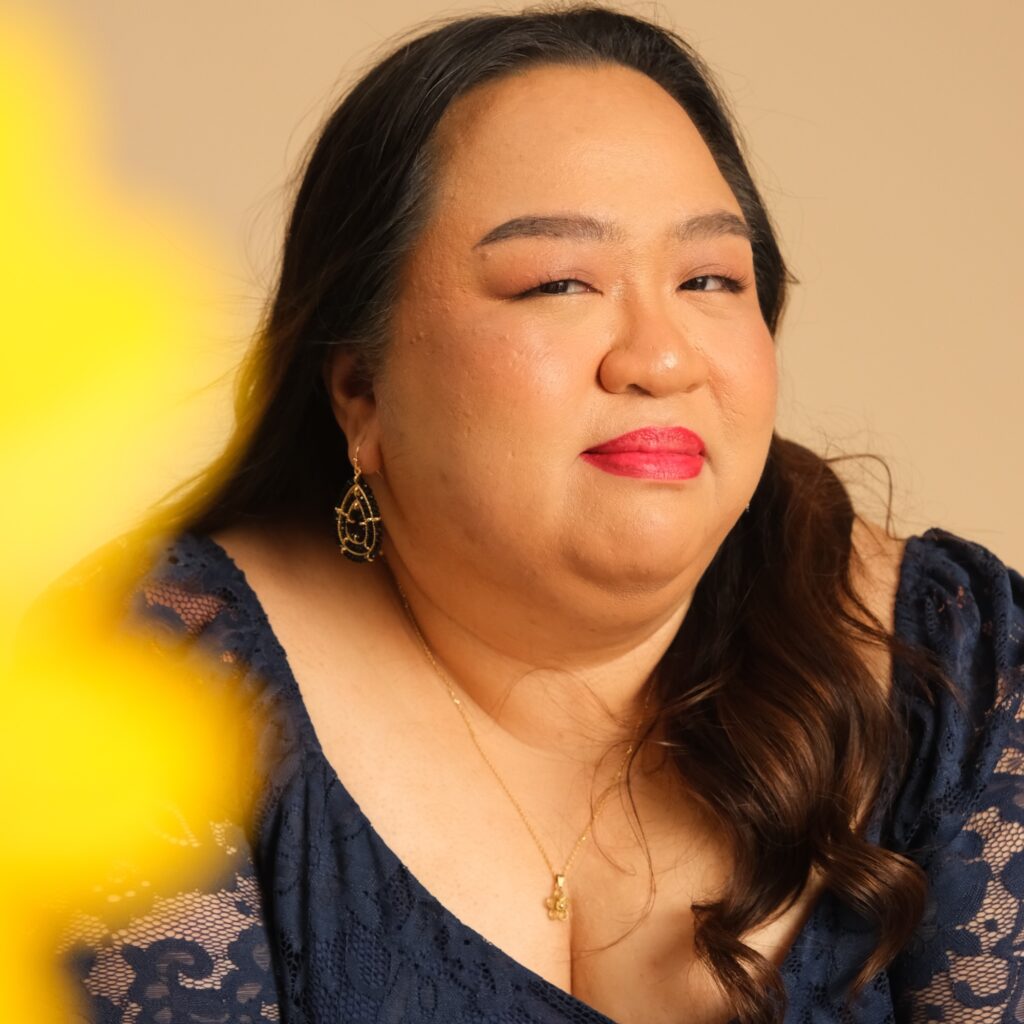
[394,581,650,922]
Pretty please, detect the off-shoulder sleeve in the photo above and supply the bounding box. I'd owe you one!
[31,533,284,1023]
[886,529,1024,1022]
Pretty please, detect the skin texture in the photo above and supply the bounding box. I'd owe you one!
[328,62,777,757]
[214,63,902,1023]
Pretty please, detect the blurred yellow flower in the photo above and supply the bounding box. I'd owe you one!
[0,9,247,1019]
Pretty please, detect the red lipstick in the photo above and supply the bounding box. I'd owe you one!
[581,426,705,480]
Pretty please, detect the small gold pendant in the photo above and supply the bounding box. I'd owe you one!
[545,873,569,921]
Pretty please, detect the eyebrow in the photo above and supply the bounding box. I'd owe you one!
[472,210,753,249]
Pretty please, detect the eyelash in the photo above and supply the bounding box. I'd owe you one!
[517,274,746,299]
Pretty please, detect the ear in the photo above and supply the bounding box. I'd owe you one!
[324,349,382,474]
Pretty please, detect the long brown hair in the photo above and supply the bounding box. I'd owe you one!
[154,6,934,1020]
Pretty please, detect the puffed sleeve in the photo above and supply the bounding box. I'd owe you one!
[20,533,283,1023]
[885,529,1024,1022]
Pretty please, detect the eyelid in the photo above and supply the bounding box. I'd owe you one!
[517,272,747,299]
[681,274,747,293]
[514,278,593,299]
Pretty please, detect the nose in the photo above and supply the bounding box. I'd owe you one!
[597,294,709,398]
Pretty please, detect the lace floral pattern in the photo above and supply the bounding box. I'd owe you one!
[64,837,279,1024]
[57,528,1024,1022]
[46,542,286,1024]
[885,533,1024,1022]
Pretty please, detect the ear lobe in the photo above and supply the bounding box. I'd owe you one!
[324,349,379,460]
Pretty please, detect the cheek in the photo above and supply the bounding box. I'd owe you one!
[710,323,778,435]
[376,316,589,519]
[377,319,584,556]
[400,316,583,442]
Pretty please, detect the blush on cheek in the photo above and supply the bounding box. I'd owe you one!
[455,320,577,408]
[756,336,780,410]
[737,323,777,382]
[707,329,777,441]
[711,319,774,376]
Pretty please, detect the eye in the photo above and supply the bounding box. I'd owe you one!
[680,274,744,293]
[516,273,747,299]
[517,278,592,298]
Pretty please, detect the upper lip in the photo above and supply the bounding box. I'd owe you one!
[584,426,706,455]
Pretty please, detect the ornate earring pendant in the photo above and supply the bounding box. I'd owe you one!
[335,450,383,562]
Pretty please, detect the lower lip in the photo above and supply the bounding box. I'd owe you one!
[581,451,704,480]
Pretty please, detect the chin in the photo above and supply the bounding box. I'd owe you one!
[565,532,708,598]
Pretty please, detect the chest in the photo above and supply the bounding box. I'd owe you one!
[288,649,822,1024]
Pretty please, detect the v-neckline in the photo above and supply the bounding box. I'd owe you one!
[184,528,930,1024]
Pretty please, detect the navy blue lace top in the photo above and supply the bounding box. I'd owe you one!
[64,528,1024,1023]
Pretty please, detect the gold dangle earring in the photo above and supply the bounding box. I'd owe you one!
[335,445,383,562]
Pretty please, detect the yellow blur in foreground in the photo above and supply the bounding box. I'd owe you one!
[3,577,255,1018]
[0,7,243,1020]
[0,7,236,633]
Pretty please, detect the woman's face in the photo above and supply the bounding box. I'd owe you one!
[352,63,777,618]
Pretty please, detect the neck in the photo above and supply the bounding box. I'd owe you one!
[380,549,691,766]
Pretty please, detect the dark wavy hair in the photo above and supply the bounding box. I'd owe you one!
[157,5,936,1020]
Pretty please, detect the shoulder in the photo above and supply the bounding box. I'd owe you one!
[22,534,289,1020]
[18,528,244,652]
[895,527,1023,658]
[834,516,908,708]
[207,517,398,661]
[882,526,1024,853]
[849,516,907,635]
[881,534,1024,1016]
[845,521,1024,837]
[892,526,1024,791]
[847,519,1023,675]
[16,528,301,783]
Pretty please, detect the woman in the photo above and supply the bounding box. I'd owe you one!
[56,5,1024,1023]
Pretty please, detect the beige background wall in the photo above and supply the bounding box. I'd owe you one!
[20,0,1024,568]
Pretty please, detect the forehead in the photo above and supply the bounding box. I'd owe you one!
[425,62,740,238]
